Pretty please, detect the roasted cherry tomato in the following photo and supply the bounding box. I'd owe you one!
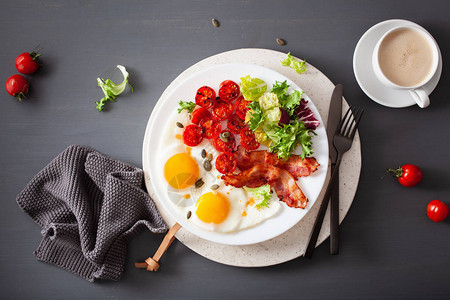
[5,74,29,101]
[427,200,449,223]
[15,52,41,74]
[213,130,236,152]
[227,113,246,134]
[218,80,240,102]
[191,107,211,124]
[212,97,233,121]
[199,117,221,139]
[240,128,260,150]
[234,95,251,120]
[195,86,216,109]
[182,124,203,147]
[386,164,423,187]
[215,152,237,174]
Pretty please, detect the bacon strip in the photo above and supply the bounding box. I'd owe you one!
[234,146,319,179]
[221,164,308,209]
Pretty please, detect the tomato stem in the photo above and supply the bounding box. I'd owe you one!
[386,166,403,178]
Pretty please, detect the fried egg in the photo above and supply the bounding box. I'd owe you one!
[161,110,280,233]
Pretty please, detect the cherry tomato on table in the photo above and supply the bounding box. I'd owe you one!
[5,74,29,101]
[240,128,260,150]
[199,117,221,139]
[182,124,203,147]
[386,164,423,187]
[227,113,246,134]
[215,152,237,174]
[195,86,216,109]
[211,97,233,121]
[234,95,251,120]
[15,52,41,74]
[218,80,240,102]
[213,130,236,152]
[191,107,211,124]
[427,200,449,223]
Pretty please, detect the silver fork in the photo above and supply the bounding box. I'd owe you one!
[304,106,364,258]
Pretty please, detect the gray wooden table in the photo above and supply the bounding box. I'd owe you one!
[1,1,449,299]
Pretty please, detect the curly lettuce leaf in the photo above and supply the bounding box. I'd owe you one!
[177,101,196,114]
[247,101,265,131]
[96,65,133,112]
[281,52,307,74]
[271,80,303,116]
[269,120,314,159]
[244,184,272,209]
[240,75,267,101]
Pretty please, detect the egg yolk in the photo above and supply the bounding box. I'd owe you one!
[195,192,230,224]
[164,153,199,189]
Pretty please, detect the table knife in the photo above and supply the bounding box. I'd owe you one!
[327,84,343,255]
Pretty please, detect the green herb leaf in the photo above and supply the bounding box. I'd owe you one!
[281,52,307,74]
[177,101,196,114]
[95,65,133,112]
[247,101,265,131]
[269,120,313,159]
[240,75,267,101]
[244,184,272,209]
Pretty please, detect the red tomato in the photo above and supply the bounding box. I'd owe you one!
[191,107,211,124]
[5,74,29,101]
[427,200,449,223]
[227,113,246,134]
[199,117,221,139]
[386,164,423,187]
[182,124,203,146]
[211,98,233,121]
[215,152,237,174]
[240,128,260,150]
[234,96,251,120]
[212,130,236,152]
[218,80,240,102]
[15,52,41,74]
[195,86,216,109]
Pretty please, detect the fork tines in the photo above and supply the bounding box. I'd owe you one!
[338,106,364,138]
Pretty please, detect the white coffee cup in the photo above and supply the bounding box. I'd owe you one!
[372,25,439,108]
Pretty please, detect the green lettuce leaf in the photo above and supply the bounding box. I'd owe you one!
[96,65,133,112]
[269,120,314,159]
[244,184,272,209]
[281,52,307,74]
[240,75,267,101]
[247,101,265,131]
[177,101,196,114]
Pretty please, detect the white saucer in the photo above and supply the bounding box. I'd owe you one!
[353,19,443,108]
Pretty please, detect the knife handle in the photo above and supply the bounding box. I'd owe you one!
[330,163,339,255]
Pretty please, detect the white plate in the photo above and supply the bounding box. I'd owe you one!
[143,63,328,245]
[353,19,443,108]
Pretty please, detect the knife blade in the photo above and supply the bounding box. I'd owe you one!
[327,84,343,255]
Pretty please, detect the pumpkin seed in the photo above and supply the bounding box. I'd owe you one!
[203,160,212,171]
[276,38,286,46]
[219,132,229,143]
[222,131,230,138]
[201,149,207,158]
[212,18,220,28]
[186,211,192,219]
[207,153,213,161]
[210,184,220,190]
[195,178,204,188]
[176,122,184,128]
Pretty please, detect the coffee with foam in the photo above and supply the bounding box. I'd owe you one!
[377,28,434,87]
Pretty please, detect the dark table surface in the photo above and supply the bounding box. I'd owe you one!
[1,1,449,299]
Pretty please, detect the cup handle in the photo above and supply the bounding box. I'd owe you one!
[409,88,430,108]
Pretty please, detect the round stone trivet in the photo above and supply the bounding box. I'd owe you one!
[143,48,361,267]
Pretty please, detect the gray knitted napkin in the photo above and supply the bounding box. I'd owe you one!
[16,145,168,282]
